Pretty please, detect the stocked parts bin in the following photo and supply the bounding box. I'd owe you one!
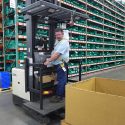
[0,72,11,89]
[65,78,125,125]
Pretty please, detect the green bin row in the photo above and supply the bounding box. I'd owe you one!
[116,61,125,65]
[104,57,116,61]
[87,44,103,49]
[5,55,16,60]
[4,29,15,37]
[17,0,25,9]
[87,0,102,9]
[68,26,86,33]
[70,51,85,57]
[18,14,25,23]
[70,43,86,49]
[4,6,14,15]
[18,52,27,60]
[5,40,16,49]
[87,58,103,64]
[5,17,15,26]
[87,51,103,56]
[71,35,85,41]
[87,37,103,43]
[116,56,125,60]
[64,0,86,9]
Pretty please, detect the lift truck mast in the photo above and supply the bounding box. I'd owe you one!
[12,0,89,123]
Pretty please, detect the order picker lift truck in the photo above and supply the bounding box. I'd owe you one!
[12,0,89,123]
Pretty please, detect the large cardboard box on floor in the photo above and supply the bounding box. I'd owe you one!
[61,120,70,125]
[65,77,125,125]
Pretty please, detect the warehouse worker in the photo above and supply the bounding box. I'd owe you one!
[44,28,69,103]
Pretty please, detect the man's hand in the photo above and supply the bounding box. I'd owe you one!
[44,52,60,65]
[44,58,50,65]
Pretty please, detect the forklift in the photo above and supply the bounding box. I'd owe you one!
[12,0,89,123]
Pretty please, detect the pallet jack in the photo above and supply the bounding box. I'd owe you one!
[12,0,89,124]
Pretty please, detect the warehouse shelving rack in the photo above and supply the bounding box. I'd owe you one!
[2,0,27,72]
[2,0,15,72]
[2,0,125,77]
[0,0,4,71]
[2,0,50,72]
[59,0,125,77]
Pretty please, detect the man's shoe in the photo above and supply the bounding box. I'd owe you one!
[50,96,64,103]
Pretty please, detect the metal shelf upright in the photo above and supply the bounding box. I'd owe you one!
[0,0,4,71]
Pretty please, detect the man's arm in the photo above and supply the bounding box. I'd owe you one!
[49,52,60,62]
[44,52,60,65]
[44,40,69,65]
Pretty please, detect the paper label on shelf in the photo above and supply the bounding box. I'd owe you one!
[10,0,16,9]
[20,64,23,67]
[24,48,27,50]
[19,60,24,63]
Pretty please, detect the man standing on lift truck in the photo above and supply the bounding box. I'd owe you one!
[44,28,69,103]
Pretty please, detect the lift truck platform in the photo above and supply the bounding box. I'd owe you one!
[12,0,89,123]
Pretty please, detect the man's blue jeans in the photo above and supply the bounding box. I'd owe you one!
[54,64,67,97]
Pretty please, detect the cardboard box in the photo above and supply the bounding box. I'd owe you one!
[40,73,56,83]
[61,120,70,125]
[65,77,125,125]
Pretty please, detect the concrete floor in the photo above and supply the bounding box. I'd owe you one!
[73,66,125,81]
[0,92,43,125]
[0,66,125,125]
[85,66,125,80]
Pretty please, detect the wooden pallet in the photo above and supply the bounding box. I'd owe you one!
[0,87,12,93]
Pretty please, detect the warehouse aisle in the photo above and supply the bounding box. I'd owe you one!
[0,92,42,125]
[0,67,125,125]
[0,92,60,125]
[83,67,125,80]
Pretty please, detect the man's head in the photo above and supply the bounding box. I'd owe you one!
[55,28,64,41]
